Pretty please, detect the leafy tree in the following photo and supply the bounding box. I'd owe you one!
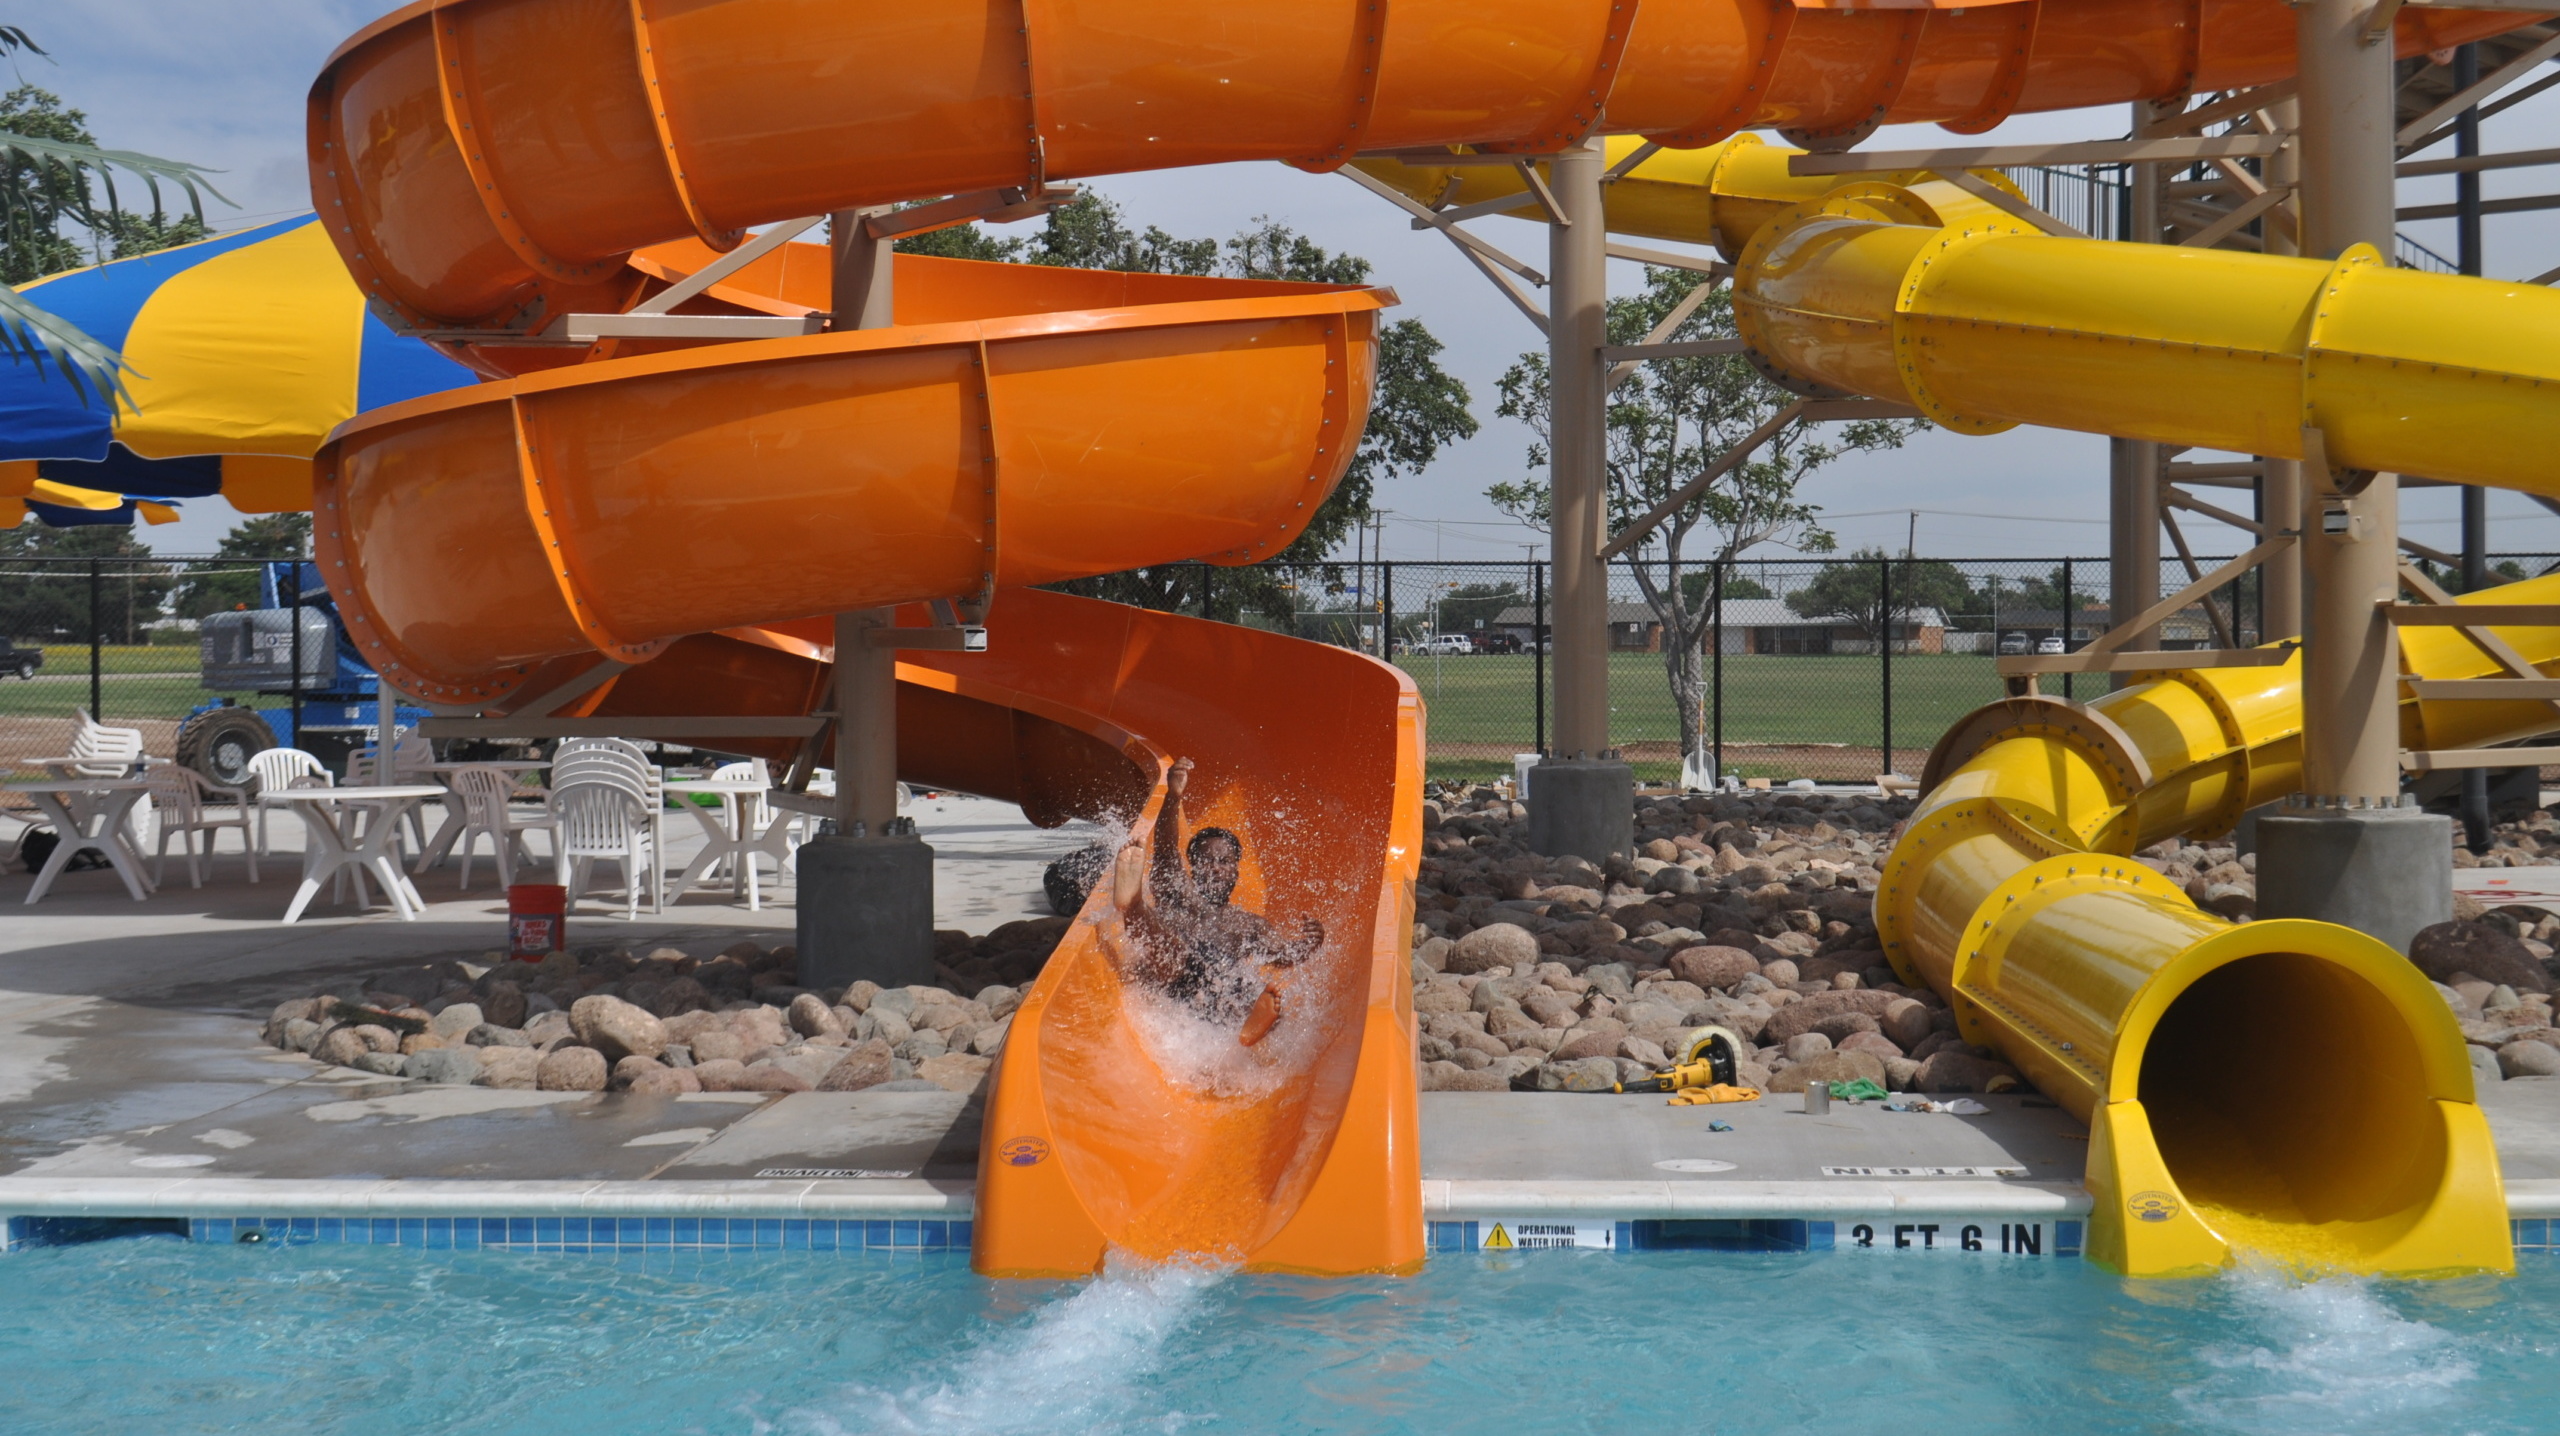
[913,195,1476,624]
[1487,267,1915,762]
[1432,580,1522,635]
[1784,551,1976,648]
[0,518,171,640]
[0,31,231,404]
[1677,569,1772,606]
[173,513,309,618]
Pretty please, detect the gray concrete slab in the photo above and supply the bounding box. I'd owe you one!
[1421,1090,2091,1186]
[0,794,1075,1187]
[8,1083,779,1183]
[660,1090,984,1180]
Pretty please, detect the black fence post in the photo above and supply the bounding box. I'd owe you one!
[1381,562,1394,663]
[1531,559,1547,756]
[287,563,305,747]
[2061,557,2076,702]
[1878,554,1893,780]
[1710,559,1724,782]
[87,557,102,720]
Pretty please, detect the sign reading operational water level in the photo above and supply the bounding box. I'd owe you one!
[1480,1220,1615,1251]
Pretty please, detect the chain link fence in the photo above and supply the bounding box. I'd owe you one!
[11,551,2558,796]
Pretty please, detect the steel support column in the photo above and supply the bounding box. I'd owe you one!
[2109,103,2167,685]
[802,210,935,991]
[2292,0,2403,804]
[1529,141,1633,860]
[1546,142,1611,761]
[2256,0,2450,947]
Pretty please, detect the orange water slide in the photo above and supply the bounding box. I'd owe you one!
[308,0,2535,1277]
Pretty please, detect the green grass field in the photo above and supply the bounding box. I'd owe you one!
[1391,651,2027,752]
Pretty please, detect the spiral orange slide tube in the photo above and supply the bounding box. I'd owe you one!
[307,0,2538,1276]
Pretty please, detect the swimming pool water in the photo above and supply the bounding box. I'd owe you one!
[0,1239,2546,1435]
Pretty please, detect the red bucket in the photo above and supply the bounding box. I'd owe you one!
[507,883,566,960]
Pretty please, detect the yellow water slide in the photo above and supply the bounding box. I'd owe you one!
[1367,136,2560,1274]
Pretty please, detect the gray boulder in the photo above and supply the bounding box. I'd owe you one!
[426,1002,485,1042]
[536,1045,608,1091]
[570,994,668,1062]
[2499,1039,2560,1078]
[1765,1049,1888,1094]
[403,1047,483,1085]
[1448,924,1540,975]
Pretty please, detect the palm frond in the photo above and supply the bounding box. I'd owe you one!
[0,130,233,232]
[0,282,131,410]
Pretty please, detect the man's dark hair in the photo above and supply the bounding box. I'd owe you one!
[1188,827,1243,863]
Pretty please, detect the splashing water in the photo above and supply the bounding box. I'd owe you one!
[2173,1261,2480,1434]
[793,1256,1227,1436]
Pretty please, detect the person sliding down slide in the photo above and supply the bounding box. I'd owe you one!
[1098,758,1323,1047]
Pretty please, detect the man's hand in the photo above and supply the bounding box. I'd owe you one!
[1166,756,1193,799]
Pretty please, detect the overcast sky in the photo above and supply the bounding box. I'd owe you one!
[26,1,2560,565]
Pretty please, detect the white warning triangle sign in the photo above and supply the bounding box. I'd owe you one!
[1481,1222,1514,1250]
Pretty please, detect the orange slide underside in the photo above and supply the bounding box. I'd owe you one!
[307,0,2533,1275]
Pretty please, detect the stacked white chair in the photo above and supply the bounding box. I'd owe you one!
[550,759,658,920]
[553,738,664,911]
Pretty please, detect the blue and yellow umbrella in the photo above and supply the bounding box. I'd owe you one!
[1,215,476,526]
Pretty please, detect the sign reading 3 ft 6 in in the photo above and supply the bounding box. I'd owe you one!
[1846,1220,2054,1255]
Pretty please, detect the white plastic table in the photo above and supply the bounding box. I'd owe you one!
[663,778,794,911]
[411,760,550,873]
[7,778,154,902]
[266,785,446,923]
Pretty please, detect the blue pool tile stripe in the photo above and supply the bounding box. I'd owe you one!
[179,1215,971,1255]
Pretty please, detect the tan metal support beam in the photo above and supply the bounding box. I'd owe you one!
[1548,140,1611,758]
[2294,0,2404,804]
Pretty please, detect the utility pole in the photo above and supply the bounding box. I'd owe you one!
[799,208,937,991]
[1526,139,1634,862]
[2254,0,2452,952]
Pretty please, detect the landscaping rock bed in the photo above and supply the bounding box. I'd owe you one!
[259,921,1075,1095]
[259,788,2560,1101]
[1409,783,2560,1094]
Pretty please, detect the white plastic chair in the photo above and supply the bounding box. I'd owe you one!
[348,728,437,851]
[446,763,554,890]
[142,763,257,887]
[242,747,333,860]
[551,774,658,920]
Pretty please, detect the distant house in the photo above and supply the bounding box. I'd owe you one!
[1712,599,1948,655]
[1986,606,2226,650]
[1489,601,1664,651]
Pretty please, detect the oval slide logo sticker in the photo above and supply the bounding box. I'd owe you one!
[2128,1189,2181,1223]
[999,1136,1051,1167]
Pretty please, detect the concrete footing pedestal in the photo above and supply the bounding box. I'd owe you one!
[2253,796,2452,954]
[1527,759,1634,862]
[794,835,936,991]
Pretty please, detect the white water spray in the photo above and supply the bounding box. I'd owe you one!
[786,1257,1226,1436]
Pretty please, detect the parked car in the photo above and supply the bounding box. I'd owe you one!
[1415,634,1475,655]
[0,636,40,680]
[1480,632,1522,654]
[1996,632,2031,656]
[2036,636,2068,655]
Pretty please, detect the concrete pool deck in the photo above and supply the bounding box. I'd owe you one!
[4,794,2560,1255]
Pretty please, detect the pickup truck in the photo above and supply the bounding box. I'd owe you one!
[0,636,41,681]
